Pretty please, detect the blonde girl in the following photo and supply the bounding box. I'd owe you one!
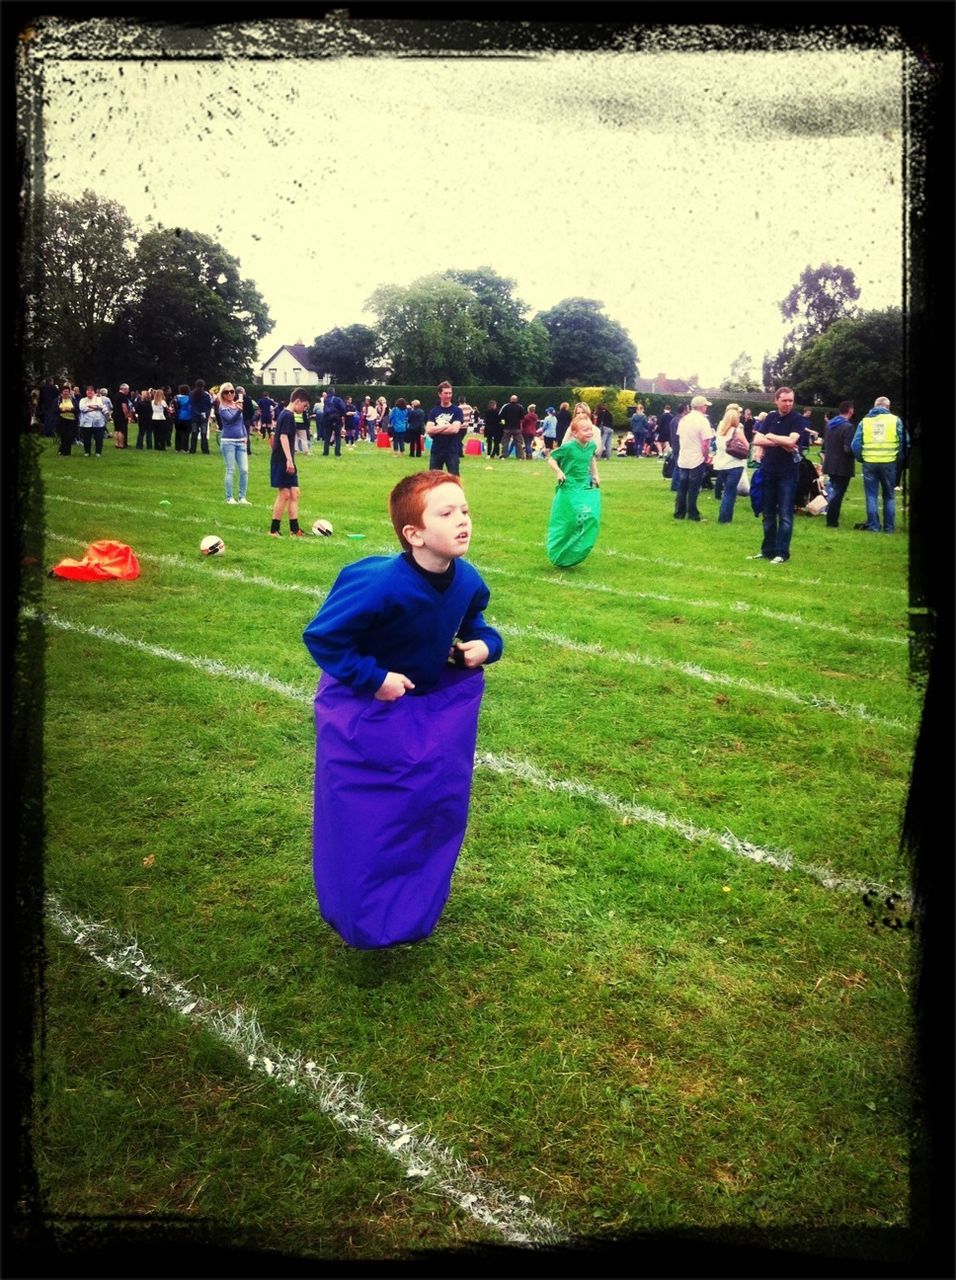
[713,403,748,524]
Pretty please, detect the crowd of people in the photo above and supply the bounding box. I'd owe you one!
[32,373,908,558]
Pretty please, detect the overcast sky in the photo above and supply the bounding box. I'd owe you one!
[26,17,907,387]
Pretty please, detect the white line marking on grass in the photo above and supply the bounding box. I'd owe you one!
[45,896,563,1247]
[495,622,913,732]
[595,545,907,597]
[42,530,329,600]
[476,563,908,648]
[474,752,912,909]
[31,611,911,903]
[35,612,307,699]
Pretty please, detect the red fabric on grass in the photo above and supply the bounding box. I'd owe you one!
[51,540,140,581]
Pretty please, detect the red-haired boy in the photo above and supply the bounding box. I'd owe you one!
[302,471,502,949]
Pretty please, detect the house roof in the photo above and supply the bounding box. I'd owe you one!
[259,343,318,373]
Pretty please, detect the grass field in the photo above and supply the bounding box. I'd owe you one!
[22,433,920,1265]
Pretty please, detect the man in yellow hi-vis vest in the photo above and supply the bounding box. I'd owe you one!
[851,396,907,533]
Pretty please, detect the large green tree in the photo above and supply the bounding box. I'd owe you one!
[535,297,638,385]
[22,190,138,384]
[787,308,902,412]
[124,226,271,386]
[765,263,861,390]
[440,267,551,382]
[366,274,492,383]
[307,324,378,383]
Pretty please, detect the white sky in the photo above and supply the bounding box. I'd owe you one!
[29,25,906,387]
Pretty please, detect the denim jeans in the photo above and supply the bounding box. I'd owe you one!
[674,464,705,519]
[862,461,897,532]
[826,474,852,527]
[759,468,798,559]
[717,466,744,523]
[221,438,248,500]
[190,418,210,454]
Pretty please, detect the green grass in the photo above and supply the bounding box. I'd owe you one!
[25,436,917,1262]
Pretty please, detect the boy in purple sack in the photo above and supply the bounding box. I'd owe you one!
[302,470,503,949]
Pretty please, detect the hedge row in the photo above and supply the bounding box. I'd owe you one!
[244,383,837,431]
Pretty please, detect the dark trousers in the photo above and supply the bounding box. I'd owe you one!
[407,431,423,457]
[825,474,852,527]
[674,464,705,519]
[487,429,502,458]
[174,424,192,452]
[428,442,460,475]
[323,421,342,456]
[189,419,209,453]
[57,422,75,455]
[136,422,153,449]
[81,426,106,455]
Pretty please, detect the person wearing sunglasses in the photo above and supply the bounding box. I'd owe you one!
[214,384,251,505]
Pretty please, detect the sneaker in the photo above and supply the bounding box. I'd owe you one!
[770,556,786,564]
[269,531,282,537]
[745,553,766,560]
[237,497,251,505]
[226,497,237,505]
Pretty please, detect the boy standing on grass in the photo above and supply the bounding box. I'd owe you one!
[270,387,308,537]
[302,471,503,949]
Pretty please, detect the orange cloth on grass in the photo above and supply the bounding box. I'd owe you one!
[51,540,140,581]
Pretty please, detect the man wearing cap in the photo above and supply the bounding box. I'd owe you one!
[748,386,810,563]
[850,395,907,533]
[673,395,713,521]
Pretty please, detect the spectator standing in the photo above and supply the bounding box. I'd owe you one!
[78,385,108,457]
[189,380,213,454]
[596,402,614,461]
[56,384,80,455]
[484,400,503,458]
[851,395,907,534]
[821,400,856,529]
[748,386,810,563]
[376,397,390,445]
[390,397,409,453]
[554,401,573,448]
[172,384,193,452]
[322,385,346,456]
[270,387,308,535]
[39,377,60,438]
[712,403,747,523]
[740,407,757,442]
[133,388,154,450]
[113,383,133,449]
[150,387,170,451]
[259,391,277,442]
[630,404,647,456]
[673,395,713,521]
[310,392,325,449]
[520,403,539,460]
[98,388,113,439]
[499,395,525,460]
[406,399,426,458]
[343,396,358,447]
[540,406,558,455]
[425,380,464,475]
[214,383,250,505]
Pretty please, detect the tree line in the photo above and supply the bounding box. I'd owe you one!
[21,192,901,417]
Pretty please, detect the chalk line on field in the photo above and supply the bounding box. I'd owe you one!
[495,622,913,731]
[45,896,563,1247]
[474,752,912,908]
[31,610,911,904]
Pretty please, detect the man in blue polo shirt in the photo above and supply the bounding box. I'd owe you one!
[425,380,464,475]
[748,386,810,564]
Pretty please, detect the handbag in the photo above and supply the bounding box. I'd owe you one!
[725,431,750,460]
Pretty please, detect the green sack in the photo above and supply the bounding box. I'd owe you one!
[546,482,602,567]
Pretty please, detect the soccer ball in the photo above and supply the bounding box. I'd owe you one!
[200,535,225,556]
[312,519,334,537]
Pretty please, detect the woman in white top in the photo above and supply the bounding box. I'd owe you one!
[713,403,748,523]
[150,387,170,452]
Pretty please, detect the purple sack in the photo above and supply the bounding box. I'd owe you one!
[312,665,485,949]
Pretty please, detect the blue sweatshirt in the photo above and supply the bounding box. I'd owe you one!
[303,554,503,696]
